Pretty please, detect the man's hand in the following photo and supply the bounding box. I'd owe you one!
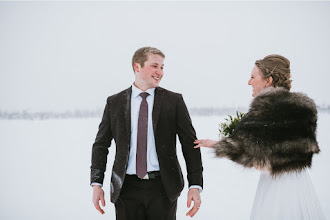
[92,185,106,214]
[186,188,201,218]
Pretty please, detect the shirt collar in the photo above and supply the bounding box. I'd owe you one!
[132,83,155,99]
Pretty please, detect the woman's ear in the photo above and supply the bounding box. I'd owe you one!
[266,76,273,86]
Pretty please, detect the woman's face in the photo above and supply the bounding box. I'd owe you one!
[248,65,270,97]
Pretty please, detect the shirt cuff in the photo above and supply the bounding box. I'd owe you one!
[189,185,203,193]
[91,182,103,187]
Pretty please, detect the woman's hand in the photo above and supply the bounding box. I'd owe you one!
[194,139,218,148]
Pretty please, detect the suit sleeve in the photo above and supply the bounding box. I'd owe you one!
[90,97,113,185]
[176,95,203,188]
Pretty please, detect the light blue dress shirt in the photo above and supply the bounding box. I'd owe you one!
[126,84,159,175]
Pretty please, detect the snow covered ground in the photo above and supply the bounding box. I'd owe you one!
[0,114,329,220]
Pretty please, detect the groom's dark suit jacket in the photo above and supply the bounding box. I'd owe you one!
[90,86,203,203]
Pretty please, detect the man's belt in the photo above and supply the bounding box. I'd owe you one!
[145,171,161,179]
[127,171,161,180]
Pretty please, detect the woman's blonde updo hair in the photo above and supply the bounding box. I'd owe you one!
[255,54,292,90]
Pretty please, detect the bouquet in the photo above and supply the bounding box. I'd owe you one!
[219,111,245,137]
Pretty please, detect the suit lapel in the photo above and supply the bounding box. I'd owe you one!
[152,87,164,133]
[123,87,132,144]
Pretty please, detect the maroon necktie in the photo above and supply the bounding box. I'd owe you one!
[136,92,149,179]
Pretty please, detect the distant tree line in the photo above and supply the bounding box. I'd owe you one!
[0,110,103,120]
[1,106,329,120]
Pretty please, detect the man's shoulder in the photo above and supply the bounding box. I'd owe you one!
[157,87,182,98]
[106,87,131,102]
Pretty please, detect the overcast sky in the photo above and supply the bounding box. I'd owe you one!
[1,1,329,111]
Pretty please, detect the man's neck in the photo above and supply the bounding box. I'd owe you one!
[133,82,154,91]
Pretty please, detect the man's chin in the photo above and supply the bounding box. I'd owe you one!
[153,82,160,87]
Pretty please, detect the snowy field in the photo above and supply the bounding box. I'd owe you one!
[0,114,329,220]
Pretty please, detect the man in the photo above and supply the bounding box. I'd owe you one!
[91,47,203,220]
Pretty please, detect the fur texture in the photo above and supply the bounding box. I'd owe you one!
[214,87,320,176]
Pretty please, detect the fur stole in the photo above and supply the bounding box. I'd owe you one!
[214,87,320,176]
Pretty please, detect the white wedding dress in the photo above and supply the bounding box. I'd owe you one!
[250,169,326,220]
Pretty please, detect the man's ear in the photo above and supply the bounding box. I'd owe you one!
[134,62,141,73]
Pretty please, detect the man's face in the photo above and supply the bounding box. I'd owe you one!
[134,54,164,91]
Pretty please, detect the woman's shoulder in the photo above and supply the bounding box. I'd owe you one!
[251,87,317,113]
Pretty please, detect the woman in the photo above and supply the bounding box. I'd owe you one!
[195,55,326,219]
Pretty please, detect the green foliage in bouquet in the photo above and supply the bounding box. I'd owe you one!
[219,111,245,137]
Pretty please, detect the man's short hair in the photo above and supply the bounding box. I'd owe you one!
[132,47,165,72]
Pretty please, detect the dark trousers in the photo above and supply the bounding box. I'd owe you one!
[115,174,177,220]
